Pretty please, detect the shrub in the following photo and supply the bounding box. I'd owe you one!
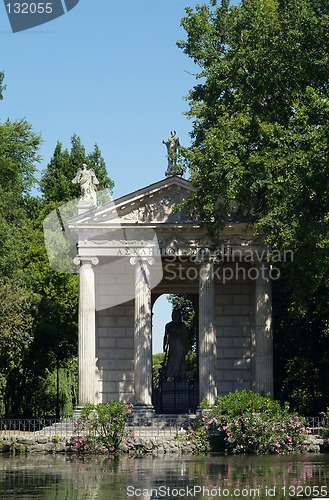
[69,401,132,455]
[186,418,210,453]
[192,390,310,454]
[201,389,283,416]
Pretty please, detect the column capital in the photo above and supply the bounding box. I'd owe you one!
[129,256,155,266]
[74,256,99,266]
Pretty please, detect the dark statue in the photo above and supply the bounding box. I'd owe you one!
[162,130,183,177]
[163,310,190,379]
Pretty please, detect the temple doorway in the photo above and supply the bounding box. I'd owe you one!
[152,293,199,414]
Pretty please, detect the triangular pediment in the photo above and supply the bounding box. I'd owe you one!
[69,176,199,227]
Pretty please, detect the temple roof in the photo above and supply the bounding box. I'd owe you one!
[67,175,198,228]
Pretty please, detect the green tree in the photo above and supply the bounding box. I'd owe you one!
[22,247,79,416]
[26,361,77,418]
[0,278,37,414]
[40,134,114,204]
[16,188,79,417]
[0,117,41,276]
[0,117,42,414]
[179,0,329,411]
[0,119,40,195]
[179,0,329,250]
[152,352,165,389]
[0,112,109,417]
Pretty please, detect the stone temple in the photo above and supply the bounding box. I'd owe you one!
[66,169,273,416]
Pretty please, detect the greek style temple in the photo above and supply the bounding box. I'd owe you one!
[66,173,273,416]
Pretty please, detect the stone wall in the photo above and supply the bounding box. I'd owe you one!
[0,435,325,455]
[215,265,252,395]
[96,301,135,404]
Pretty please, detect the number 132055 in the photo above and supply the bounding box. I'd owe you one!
[281,484,328,497]
[6,2,53,14]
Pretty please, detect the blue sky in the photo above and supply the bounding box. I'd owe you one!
[0,0,239,353]
[0,0,201,195]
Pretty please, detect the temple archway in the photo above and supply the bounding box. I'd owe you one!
[152,293,198,413]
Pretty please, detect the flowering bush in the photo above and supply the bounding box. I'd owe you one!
[191,391,310,454]
[69,401,132,455]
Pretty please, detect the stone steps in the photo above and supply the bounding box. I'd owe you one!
[32,414,196,438]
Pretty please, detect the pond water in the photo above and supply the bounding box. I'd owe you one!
[0,453,328,499]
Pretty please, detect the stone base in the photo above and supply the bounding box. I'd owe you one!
[165,169,183,178]
[72,406,84,420]
[130,405,155,424]
[77,199,95,214]
[196,406,204,418]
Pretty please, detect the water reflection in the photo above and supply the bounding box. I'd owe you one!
[0,453,328,499]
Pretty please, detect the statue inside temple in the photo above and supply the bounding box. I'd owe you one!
[163,310,190,380]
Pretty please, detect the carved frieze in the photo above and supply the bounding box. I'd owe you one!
[119,192,200,223]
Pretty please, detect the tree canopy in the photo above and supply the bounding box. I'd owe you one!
[0,99,113,416]
[179,0,329,251]
[179,0,329,412]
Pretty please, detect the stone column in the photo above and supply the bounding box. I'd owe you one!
[199,261,217,406]
[130,257,154,414]
[253,262,273,397]
[74,256,99,406]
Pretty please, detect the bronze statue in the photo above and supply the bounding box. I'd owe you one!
[163,130,180,169]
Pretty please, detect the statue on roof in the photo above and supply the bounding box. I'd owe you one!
[163,130,183,177]
[72,163,99,207]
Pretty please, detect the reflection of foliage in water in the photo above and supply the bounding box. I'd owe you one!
[0,454,328,498]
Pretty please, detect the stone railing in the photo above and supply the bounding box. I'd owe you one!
[0,414,326,439]
[0,414,196,439]
[306,416,328,435]
[0,418,71,438]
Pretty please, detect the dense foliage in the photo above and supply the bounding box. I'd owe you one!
[69,401,132,455]
[152,352,165,389]
[179,0,329,413]
[0,76,113,416]
[189,390,310,454]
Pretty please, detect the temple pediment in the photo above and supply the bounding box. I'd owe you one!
[63,175,266,263]
[70,176,198,227]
